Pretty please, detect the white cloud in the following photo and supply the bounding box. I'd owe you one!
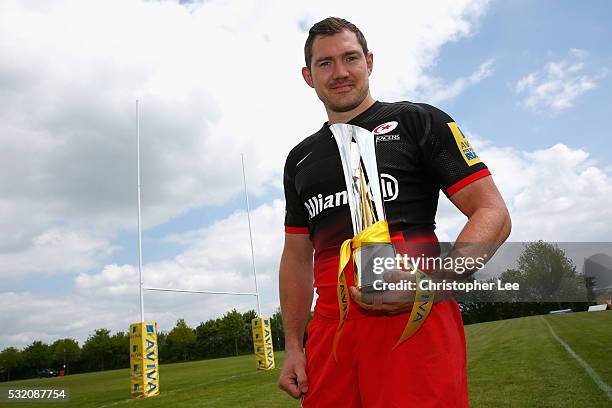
[0,293,97,347]
[415,59,494,104]
[0,0,490,281]
[435,138,612,242]
[0,227,115,277]
[515,49,606,114]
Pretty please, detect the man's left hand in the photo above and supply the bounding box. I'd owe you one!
[349,269,416,315]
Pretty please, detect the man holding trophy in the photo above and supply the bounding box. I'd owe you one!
[278,17,511,407]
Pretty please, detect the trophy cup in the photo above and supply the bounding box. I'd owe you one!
[330,123,395,294]
[330,124,434,356]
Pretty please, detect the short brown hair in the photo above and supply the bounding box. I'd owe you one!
[304,17,368,68]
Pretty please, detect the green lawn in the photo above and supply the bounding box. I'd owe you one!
[1,354,295,408]
[3,311,611,407]
[466,312,612,407]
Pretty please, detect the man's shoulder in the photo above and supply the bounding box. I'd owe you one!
[366,101,455,137]
[375,101,449,120]
[285,124,329,165]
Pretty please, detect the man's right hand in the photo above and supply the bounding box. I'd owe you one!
[278,349,308,399]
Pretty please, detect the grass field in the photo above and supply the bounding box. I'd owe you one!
[2,311,611,407]
[467,312,612,407]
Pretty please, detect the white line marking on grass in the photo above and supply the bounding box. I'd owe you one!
[541,316,612,400]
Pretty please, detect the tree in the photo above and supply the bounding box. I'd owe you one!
[82,329,113,371]
[22,341,52,374]
[157,331,169,363]
[219,309,244,356]
[195,319,223,359]
[242,310,257,323]
[270,308,284,351]
[167,319,196,362]
[503,241,591,304]
[460,241,595,324]
[51,339,80,374]
[109,332,130,369]
[0,347,22,381]
[515,241,573,301]
[239,310,258,354]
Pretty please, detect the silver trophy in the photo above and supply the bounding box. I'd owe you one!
[330,124,395,293]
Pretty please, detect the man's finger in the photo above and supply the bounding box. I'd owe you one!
[351,286,415,314]
[381,288,414,303]
[296,367,309,394]
[383,269,414,283]
[379,302,413,313]
[349,286,362,304]
[350,287,373,309]
[278,374,302,399]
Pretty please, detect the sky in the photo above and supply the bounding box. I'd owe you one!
[1,0,611,349]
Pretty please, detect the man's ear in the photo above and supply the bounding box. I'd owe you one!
[366,51,373,76]
[302,66,314,88]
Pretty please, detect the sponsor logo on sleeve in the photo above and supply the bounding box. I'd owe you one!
[447,122,481,166]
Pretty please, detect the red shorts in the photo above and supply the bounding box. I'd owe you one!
[302,301,469,408]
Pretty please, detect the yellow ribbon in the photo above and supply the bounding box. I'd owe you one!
[393,270,435,349]
[332,221,435,360]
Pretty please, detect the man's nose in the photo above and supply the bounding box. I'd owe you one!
[332,61,349,79]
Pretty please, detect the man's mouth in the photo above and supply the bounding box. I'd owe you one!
[330,83,353,92]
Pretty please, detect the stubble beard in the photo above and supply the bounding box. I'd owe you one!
[324,83,370,114]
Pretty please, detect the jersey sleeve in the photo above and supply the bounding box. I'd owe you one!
[283,152,310,234]
[417,103,491,197]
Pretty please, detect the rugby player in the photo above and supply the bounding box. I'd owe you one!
[278,17,511,407]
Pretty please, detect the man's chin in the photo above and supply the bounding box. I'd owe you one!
[326,99,363,113]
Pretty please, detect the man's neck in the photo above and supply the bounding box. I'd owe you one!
[326,95,376,124]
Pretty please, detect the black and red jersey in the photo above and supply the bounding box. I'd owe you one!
[283,101,490,317]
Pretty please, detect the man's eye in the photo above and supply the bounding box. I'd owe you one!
[319,61,331,68]
[346,56,358,62]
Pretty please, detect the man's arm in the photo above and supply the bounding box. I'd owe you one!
[441,175,511,277]
[350,175,511,310]
[450,176,511,246]
[277,233,313,399]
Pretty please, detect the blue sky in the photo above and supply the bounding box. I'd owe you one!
[436,0,611,156]
[1,0,611,349]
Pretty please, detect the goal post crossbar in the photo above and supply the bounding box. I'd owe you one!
[143,287,259,296]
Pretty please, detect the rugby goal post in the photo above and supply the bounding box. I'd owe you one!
[129,102,274,399]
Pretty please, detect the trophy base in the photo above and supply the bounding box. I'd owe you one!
[355,243,396,293]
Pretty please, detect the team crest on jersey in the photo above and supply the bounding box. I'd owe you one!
[447,122,481,166]
[373,121,398,135]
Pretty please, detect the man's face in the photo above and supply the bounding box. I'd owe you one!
[303,30,373,113]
